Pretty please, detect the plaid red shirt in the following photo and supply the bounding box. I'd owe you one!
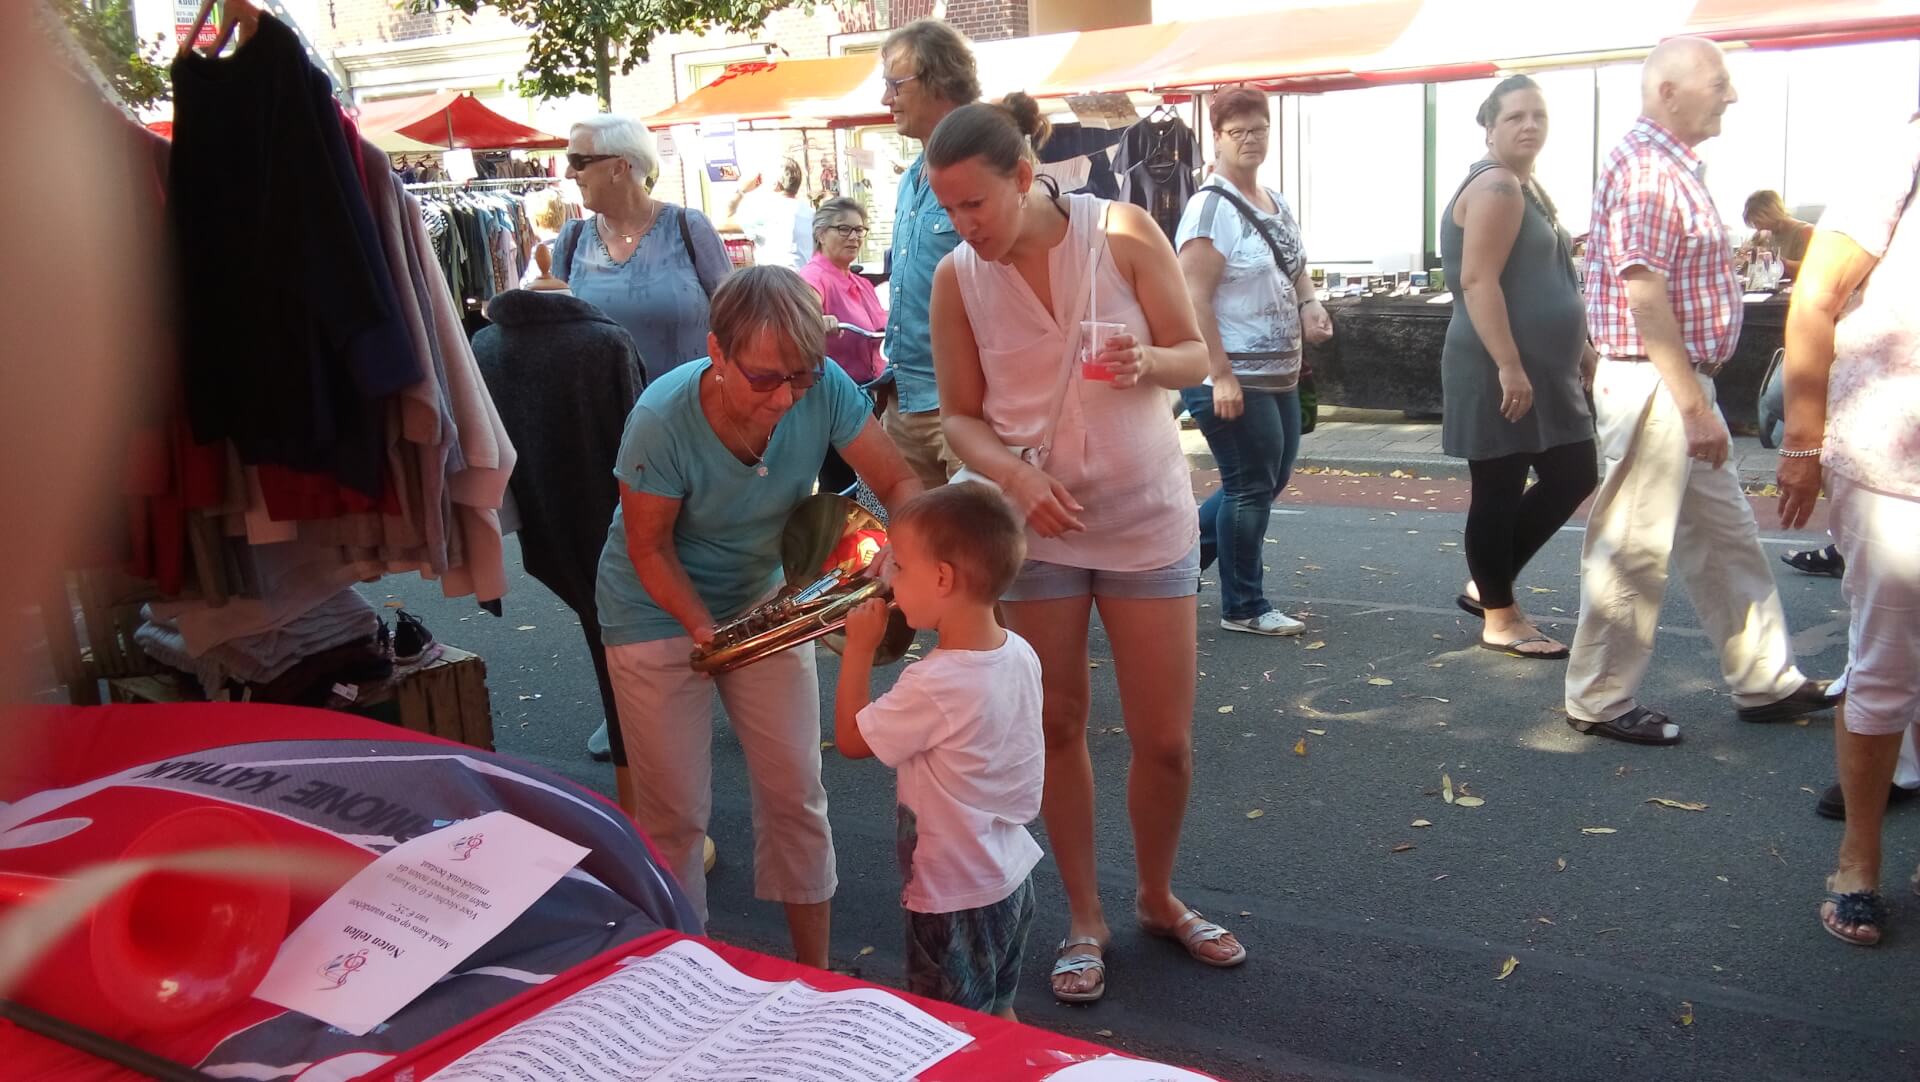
[1585,119,1743,366]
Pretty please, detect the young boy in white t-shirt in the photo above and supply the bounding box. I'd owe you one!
[834,483,1044,1020]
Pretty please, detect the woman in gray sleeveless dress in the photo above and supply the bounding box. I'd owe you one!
[1440,76,1597,659]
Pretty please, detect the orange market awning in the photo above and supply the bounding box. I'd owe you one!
[354,91,568,150]
[644,1,1920,130]
[644,56,889,129]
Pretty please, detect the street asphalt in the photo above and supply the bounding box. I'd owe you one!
[373,472,1916,1082]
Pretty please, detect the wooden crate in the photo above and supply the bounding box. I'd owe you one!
[107,645,495,752]
[390,647,495,751]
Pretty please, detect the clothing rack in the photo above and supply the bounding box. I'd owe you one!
[404,176,563,192]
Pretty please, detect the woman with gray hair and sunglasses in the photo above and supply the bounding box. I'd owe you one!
[556,114,732,385]
[595,266,922,967]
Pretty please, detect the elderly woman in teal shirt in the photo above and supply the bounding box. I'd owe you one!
[595,267,921,968]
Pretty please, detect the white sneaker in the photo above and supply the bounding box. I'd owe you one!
[1220,611,1305,637]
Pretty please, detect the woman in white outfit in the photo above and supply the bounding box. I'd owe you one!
[926,94,1243,1005]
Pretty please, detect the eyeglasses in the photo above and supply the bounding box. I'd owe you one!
[1221,126,1270,143]
[567,153,620,172]
[828,224,869,238]
[735,363,826,393]
[882,73,919,94]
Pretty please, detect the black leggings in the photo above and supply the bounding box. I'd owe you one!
[1464,439,1598,611]
[581,614,626,767]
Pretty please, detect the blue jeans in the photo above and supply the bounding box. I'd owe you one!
[1183,385,1301,621]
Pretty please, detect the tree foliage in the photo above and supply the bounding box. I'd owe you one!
[419,0,803,110]
[50,0,172,112]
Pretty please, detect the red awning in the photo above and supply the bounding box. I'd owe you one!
[353,91,567,150]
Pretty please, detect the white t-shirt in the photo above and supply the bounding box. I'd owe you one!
[740,191,806,270]
[1174,177,1306,387]
[856,633,1045,914]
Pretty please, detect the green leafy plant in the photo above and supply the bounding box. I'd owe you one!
[50,0,172,112]
[417,0,804,111]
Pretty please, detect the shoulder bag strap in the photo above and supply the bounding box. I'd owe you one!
[1032,198,1114,468]
[1202,180,1302,280]
[552,217,584,281]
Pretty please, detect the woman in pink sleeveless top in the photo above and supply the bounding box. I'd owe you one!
[926,95,1246,1005]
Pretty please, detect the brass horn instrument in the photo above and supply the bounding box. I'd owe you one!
[689,493,915,674]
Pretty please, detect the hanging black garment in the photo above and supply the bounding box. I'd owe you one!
[1112,116,1201,245]
[169,14,417,498]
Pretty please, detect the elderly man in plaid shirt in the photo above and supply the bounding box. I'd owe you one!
[1564,36,1836,746]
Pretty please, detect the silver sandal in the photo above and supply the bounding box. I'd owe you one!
[1051,936,1107,1003]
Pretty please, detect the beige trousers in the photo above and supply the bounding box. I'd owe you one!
[607,636,835,924]
[880,397,955,491]
[1564,359,1804,723]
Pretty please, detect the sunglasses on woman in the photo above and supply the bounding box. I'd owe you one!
[567,153,620,172]
[734,363,826,392]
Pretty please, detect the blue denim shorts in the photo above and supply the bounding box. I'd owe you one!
[1002,544,1201,602]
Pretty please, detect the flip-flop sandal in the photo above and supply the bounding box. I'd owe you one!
[1455,594,1485,619]
[1478,635,1570,660]
[1141,908,1246,968]
[1051,937,1107,1003]
[1820,884,1886,946]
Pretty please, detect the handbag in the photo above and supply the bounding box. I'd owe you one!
[951,202,1111,491]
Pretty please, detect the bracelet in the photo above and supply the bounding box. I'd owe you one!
[1777,447,1823,459]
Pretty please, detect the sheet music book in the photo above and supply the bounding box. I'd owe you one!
[429,939,974,1082]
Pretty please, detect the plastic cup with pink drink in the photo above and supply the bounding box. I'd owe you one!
[1079,321,1128,382]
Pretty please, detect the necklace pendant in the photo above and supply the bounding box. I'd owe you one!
[755,464,769,477]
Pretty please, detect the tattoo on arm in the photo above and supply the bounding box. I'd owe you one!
[1486,179,1522,199]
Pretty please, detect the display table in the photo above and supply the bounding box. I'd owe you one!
[0,705,1213,1081]
[1307,292,1787,431]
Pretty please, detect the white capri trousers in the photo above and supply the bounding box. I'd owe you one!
[607,636,836,923]
[1830,473,1920,736]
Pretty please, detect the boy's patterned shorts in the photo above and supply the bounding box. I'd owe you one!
[905,876,1036,1014]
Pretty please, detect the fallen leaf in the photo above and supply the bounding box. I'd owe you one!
[1677,1001,1694,1027]
[820,740,835,749]
[1795,717,1810,727]
[1392,843,1416,853]
[384,600,404,608]
[1246,809,1265,820]
[858,946,875,957]
[1536,917,1555,925]
[1800,786,1818,795]
[1293,738,1308,756]
[516,693,542,701]
[1307,728,1327,736]
[1303,662,1328,668]
[1615,765,1633,778]
[1596,927,1623,935]
[1581,827,1617,835]
[1418,695,1451,703]
[1528,587,1556,594]
[1218,705,1235,714]
[1645,798,1709,812]
[1367,677,1395,686]
[1088,661,1101,669]
[1454,796,1486,808]
[1239,911,1252,917]
[1304,641,1328,651]
[1555,857,1568,872]
[1442,773,1455,804]
[515,625,537,631]
[1432,873,1450,881]
[1716,875,1729,883]
[1495,956,1518,981]
[1096,1029,1114,1038]
[1411,819,1433,828]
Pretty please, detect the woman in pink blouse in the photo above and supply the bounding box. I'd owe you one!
[1779,114,1920,947]
[799,196,888,493]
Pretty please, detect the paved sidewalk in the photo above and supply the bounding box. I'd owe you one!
[1181,406,1782,488]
